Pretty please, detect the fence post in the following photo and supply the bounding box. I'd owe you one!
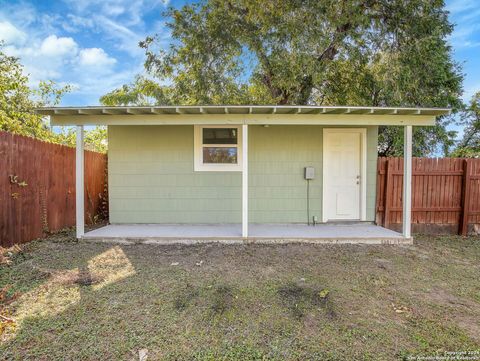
[459,159,472,236]
[383,159,392,228]
[9,133,16,246]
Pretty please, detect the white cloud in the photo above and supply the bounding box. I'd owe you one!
[104,5,125,16]
[0,0,172,105]
[446,0,480,49]
[3,35,117,87]
[446,0,478,14]
[0,21,27,44]
[56,1,170,57]
[0,1,37,28]
[40,35,78,57]
[62,14,95,33]
[93,15,144,56]
[79,48,116,67]
[62,0,169,27]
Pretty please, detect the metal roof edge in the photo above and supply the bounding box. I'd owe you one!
[35,105,451,117]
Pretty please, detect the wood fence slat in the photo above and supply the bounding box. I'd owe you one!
[1,133,13,246]
[383,159,392,228]
[473,162,480,223]
[375,157,384,225]
[377,156,480,235]
[379,170,465,175]
[0,131,107,246]
[10,135,18,246]
[459,159,472,236]
[446,158,452,224]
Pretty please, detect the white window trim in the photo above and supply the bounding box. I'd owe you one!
[194,125,243,172]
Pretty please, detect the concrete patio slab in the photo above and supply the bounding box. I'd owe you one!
[83,223,409,245]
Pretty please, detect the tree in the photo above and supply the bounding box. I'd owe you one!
[56,126,108,153]
[101,0,463,156]
[0,46,69,139]
[452,92,480,158]
[0,44,107,153]
[100,75,173,106]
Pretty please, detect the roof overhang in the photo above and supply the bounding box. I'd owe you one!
[36,105,450,126]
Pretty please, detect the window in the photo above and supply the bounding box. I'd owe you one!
[194,125,242,171]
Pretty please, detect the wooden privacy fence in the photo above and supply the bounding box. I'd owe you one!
[376,157,480,235]
[0,131,107,247]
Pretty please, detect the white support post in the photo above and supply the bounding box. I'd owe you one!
[403,125,412,239]
[76,125,85,239]
[242,124,248,238]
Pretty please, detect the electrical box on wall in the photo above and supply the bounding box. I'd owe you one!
[304,167,315,180]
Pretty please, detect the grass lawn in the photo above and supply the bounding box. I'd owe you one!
[1,230,479,360]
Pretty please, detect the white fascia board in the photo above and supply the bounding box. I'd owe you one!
[49,113,437,126]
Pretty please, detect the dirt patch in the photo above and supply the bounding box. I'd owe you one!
[45,269,102,287]
[455,315,480,343]
[416,288,480,343]
[424,288,477,309]
[211,285,234,314]
[277,282,334,320]
[373,258,393,270]
[174,283,235,314]
[73,272,101,287]
[174,286,199,311]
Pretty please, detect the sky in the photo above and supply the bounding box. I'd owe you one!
[0,0,182,105]
[0,0,479,108]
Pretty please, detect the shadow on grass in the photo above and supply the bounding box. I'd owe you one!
[1,241,276,360]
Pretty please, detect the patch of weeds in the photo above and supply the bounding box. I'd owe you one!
[173,285,199,311]
[0,244,30,265]
[407,316,477,351]
[363,273,393,289]
[0,285,20,338]
[47,228,78,243]
[40,269,102,287]
[189,344,268,361]
[277,282,334,320]
[472,292,480,304]
[74,272,100,287]
[211,285,234,314]
[306,350,364,361]
[0,285,20,305]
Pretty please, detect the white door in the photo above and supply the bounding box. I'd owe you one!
[323,129,365,221]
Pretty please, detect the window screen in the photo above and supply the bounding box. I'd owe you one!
[202,128,237,144]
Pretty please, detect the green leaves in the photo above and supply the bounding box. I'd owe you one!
[0,43,69,141]
[55,126,108,154]
[101,0,464,156]
[100,75,173,106]
[0,43,106,153]
[452,92,480,158]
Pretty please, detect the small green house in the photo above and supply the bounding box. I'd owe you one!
[38,105,449,243]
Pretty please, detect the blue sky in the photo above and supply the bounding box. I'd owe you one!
[0,0,479,107]
[0,0,181,105]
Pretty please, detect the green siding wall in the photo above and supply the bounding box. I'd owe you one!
[108,126,241,223]
[249,126,322,223]
[108,125,378,224]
